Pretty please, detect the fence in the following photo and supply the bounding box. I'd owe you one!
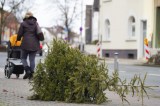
[84,44,97,55]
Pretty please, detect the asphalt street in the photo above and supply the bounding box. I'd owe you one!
[106,61,160,98]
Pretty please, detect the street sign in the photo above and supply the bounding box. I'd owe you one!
[80,27,83,32]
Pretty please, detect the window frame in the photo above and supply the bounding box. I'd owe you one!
[128,16,136,39]
[104,19,110,41]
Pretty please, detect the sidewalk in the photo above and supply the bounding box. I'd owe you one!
[0,61,160,106]
[104,58,160,67]
[101,57,146,65]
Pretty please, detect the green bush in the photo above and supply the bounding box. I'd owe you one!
[29,39,151,104]
[147,52,160,65]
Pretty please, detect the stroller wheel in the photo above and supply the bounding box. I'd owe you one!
[4,65,7,76]
[6,67,13,79]
[5,66,11,78]
[6,70,11,79]
[16,74,20,78]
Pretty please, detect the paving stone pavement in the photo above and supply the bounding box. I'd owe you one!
[0,65,160,106]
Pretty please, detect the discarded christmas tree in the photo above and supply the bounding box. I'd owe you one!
[29,39,153,104]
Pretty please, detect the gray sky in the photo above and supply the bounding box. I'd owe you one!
[31,0,94,33]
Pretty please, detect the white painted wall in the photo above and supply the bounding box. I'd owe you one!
[99,0,155,59]
[42,28,55,44]
[138,0,154,58]
[84,45,97,55]
[92,12,99,41]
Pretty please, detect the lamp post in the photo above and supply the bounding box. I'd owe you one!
[80,0,83,52]
[80,27,83,51]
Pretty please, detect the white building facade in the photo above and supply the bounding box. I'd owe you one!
[92,0,100,42]
[99,0,160,59]
[92,12,99,42]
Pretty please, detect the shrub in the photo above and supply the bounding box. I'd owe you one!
[147,52,160,65]
[29,39,152,104]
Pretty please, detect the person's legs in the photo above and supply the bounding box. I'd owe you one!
[28,51,37,79]
[21,50,29,67]
[21,50,31,79]
[29,51,37,72]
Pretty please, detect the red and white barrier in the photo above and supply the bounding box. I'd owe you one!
[97,42,101,57]
[144,38,150,60]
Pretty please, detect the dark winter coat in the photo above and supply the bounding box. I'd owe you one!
[17,16,40,51]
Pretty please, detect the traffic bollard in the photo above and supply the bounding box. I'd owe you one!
[114,52,119,71]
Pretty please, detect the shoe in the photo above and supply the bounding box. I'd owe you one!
[28,73,33,80]
[28,68,34,80]
[23,73,30,79]
[23,66,31,79]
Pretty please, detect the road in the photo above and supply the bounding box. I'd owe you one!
[107,63,160,85]
[106,60,160,98]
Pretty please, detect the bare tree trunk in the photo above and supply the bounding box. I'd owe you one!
[0,0,26,44]
[0,0,6,44]
[53,0,80,43]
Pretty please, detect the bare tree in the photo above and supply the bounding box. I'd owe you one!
[52,0,81,43]
[0,0,28,44]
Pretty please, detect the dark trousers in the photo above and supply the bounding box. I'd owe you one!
[21,50,37,72]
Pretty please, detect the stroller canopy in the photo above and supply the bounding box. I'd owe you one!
[10,34,22,46]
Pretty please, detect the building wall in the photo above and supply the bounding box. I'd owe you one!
[85,5,92,44]
[92,12,99,42]
[99,0,154,59]
[154,0,160,48]
[1,12,19,41]
[92,0,99,42]
[84,44,97,55]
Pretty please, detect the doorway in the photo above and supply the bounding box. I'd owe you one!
[140,20,147,57]
[156,7,160,48]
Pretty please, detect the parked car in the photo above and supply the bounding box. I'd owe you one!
[1,41,8,46]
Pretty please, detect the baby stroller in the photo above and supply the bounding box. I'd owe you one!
[4,34,24,79]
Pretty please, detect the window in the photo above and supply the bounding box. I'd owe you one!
[128,16,136,38]
[103,0,112,3]
[105,19,110,40]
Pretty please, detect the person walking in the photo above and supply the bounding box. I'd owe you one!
[17,12,43,79]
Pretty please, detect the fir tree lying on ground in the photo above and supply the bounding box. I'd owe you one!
[29,39,156,105]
